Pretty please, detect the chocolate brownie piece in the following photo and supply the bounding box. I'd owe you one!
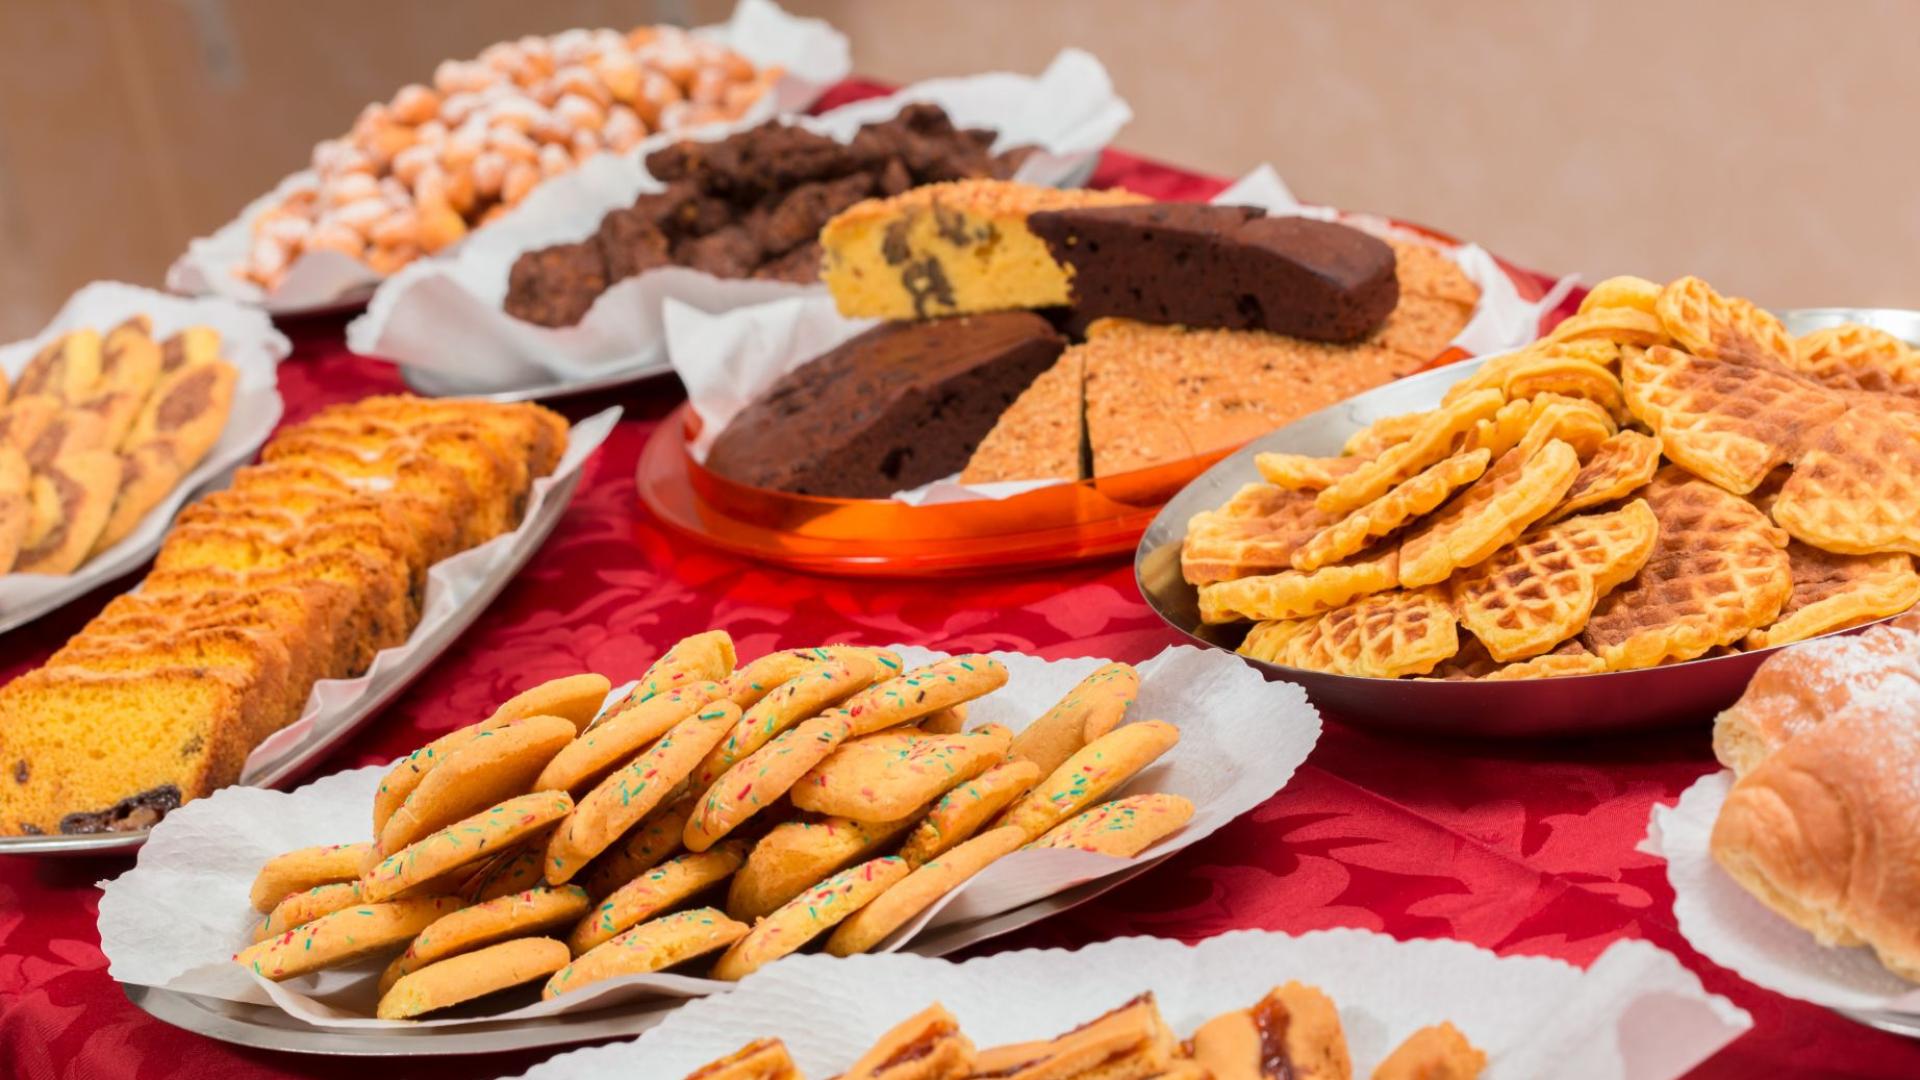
[705,312,1065,498]
[629,181,732,239]
[595,210,671,281]
[848,103,1003,184]
[751,242,822,283]
[673,226,763,279]
[504,240,608,328]
[649,121,853,202]
[754,173,876,256]
[1027,203,1399,342]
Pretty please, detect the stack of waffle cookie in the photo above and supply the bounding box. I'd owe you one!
[233,632,1195,1020]
[0,394,567,836]
[0,316,238,576]
[678,989,1484,1080]
[1185,275,1920,680]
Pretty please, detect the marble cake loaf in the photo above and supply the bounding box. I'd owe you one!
[704,312,1065,499]
[1026,202,1400,342]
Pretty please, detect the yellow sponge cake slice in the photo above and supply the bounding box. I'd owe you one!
[820,179,1145,319]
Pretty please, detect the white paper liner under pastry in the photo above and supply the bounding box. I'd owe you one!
[509,929,1749,1080]
[165,0,852,315]
[0,281,289,631]
[98,644,1321,1029]
[341,48,1132,394]
[1646,770,1920,1013]
[667,163,1580,506]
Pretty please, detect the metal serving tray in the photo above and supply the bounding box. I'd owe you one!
[1133,309,1920,737]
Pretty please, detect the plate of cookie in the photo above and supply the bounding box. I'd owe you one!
[505,930,1749,1080]
[636,168,1569,576]
[98,632,1319,1047]
[1136,277,1920,736]
[0,281,288,636]
[0,400,617,854]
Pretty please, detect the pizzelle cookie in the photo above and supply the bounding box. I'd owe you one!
[568,842,746,954]
[1007,661,1139,776]
[536,685,726,795]
[1030,793,1196,858]
[693,656,880,789]
[826,826,1026,956]
[379,884,590,994]
[899,759,1043,865]
[235,896,464,980]
[683,714,853,852]
[252,881,363,942]
[832,655,1008,736]
[709,856,911,981]
[376,936,571,1020]
[998,721,1181,840]
[727,812,922,922]
[546,704,739,883]
[544,908,749,1000]
[249,841,374,911]
[378,714,575,855]
[790,724,1013,821]
[579,794,698,901]
[363,791,575,903]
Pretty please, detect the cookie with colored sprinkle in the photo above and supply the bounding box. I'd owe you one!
[378,884,589,994]
[579,794,697,901]
[1008,662,1140,775]
[568,841,745,954]
[693,656,879,788]
[235,896,463,980]
[377,937,571,1020]
[996,721,1181,841]
[249,841,373,911]
[378,714,575,855]
[543,907,748,1000]
[709,856,911,981]
[595,630,735,727]
[363,791,575,903]
[682,714,852,853]
[252,881,363,942]
[727,813,921,922]
[826,826,1026,956]
[1029,793,1195,857]
[790,723,1012,821]
[460,842,548,902]
[535,681,724,795]
[898,759,1042,865]
[545,704,738,883]
[720,645,902,709]
[830,655,1009,737]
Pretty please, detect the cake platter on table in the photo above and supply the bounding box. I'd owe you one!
[1135,301,1920,736]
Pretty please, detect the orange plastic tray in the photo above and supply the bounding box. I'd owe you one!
[636,229,1551,577]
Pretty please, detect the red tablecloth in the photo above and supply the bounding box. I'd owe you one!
[4,90,1917,1079]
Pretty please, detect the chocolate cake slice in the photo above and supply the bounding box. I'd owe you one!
[705,312,1065,498]
[1026,203,1399,342]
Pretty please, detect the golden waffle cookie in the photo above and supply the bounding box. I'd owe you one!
[1622,344,1844,494]
[1397,439,1580,588]
[1544,306,1669,348]
[1513,394,1616,458]
[1744,544,1920,650]
[1257,587,1460,678]
[1198,548,1400,624]
[1341,411,1427,459]
[1771,408,1920,556]
[1501,355,1628,420]
[1180,482,1333,586]
[1254,452,1367,492]
[1444,340,1623,407]
[1539,430,1662,524]
[1450,499,1659,661]
[1655,275,1795,368]
[1291,449,1489,572]
[1791,323,1920,401]
[1581,469,1790,669]
[1427,637,1606,681]
[1580,275,1663,315]
[1315,389,1503,514]
[1235,616,1320,664]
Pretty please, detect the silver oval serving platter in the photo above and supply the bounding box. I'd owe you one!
[1133,308,1920,738]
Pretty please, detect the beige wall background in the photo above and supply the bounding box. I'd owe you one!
[0,1,1914,338]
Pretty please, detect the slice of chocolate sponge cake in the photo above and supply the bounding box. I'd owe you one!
[1026,203,1399,342]
[705,312,1065,498]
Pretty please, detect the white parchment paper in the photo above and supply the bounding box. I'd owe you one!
[512,930,1749,1080]
[0,281,288,632]
[1647,771,1920,1013]
[99,644,1320,1031]
[669,163,1579,505]
[165,0,851,316]
[344,49,1131,395]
